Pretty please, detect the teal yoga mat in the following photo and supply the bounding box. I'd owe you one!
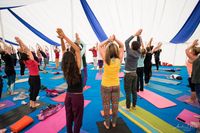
[150,77,181,85]
[147,83,182,95]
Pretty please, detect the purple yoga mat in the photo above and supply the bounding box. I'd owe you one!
[176,109,199,126]
[176,95,200,108]
[0,100,15,110]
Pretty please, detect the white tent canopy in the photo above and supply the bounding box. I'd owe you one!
[0,0,199,65]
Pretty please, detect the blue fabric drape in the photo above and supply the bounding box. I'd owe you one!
[0,6,23,10]
[0,37,18,46]
[170,1,200,44]
[8,9,60,46]
[80,0,108,42]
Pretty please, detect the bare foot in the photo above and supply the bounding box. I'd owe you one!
[103,121,109,129]
[184,98,195,103]
[112,123,116,128]
[0,104,6,108]
[33,103,40,108]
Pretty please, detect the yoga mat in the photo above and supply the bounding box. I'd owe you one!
[0,100,15,110]
[119,100,183,133]
[83,86,91,91]
[52,93,66,102]
[151,77,181,85]
[26,100,90,133]
[54,83,68,90]
[152,73,169,77]
[138,89,176,108]
[147,83,182,95]
[51,75,64,80]
[95,72,124,80]
[176,109,199,126]
[118,72,124,78]
[0,101,45,129]
[52,86,89,102]
[96,117,131,133]
[95,72,102,80]
[120,91,124,98]
[176,95,200,108]
[1,88,27,98]
[15,78,28,83]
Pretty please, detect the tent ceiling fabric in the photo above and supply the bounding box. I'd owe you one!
[0,0,199,65]
[0,0,46,8]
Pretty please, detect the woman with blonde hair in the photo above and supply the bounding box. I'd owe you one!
[99,35,124,129]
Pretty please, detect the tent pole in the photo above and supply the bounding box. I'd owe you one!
[0,10,6,48]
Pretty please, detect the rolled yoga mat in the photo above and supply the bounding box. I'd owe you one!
[176,109,199,126]
[0,101,45,129]
[10,115,33,133]
[119,100,183,133]
[147,83,182,95]
[150,77,181,85]
[96,117,132,133]
[137,89,176,108]
[0,100,15,110]
[26,100,91,133]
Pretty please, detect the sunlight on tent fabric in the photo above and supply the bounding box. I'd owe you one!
[0,0,199,66]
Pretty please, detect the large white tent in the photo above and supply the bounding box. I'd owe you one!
[0,0,200,65]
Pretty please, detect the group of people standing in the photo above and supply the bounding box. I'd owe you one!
[0,26,199,132]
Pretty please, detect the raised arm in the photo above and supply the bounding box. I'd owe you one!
[58,36,66,54]
[152,42,162,53]
[57,28,81,69]
[146,37,153,48]
[185,39,198,61]
[15,37,34,60]
[114,35,124,63]
[99,36,114,61]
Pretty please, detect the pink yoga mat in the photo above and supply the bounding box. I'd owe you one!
[52,86,91,102]
[83,86,91,91]
[95,73,102,80]
[176,95,200,108]
[118,72,124,78]
[26,100,90,133]
[95,72,124,80]
[138,89,176,108]
[176,109,199,126]
[0,100,15,110]
[52,93,66,102]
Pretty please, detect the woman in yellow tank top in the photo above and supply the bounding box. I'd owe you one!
[99,35,124,129]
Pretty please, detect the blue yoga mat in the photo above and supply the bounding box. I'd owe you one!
[147,83,182,95]
[150,77,181,85]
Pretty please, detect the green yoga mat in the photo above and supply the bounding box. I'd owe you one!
[119,100,183,133]
[147,83,182,95]
[0,101,45,129]
[151,77,181,85]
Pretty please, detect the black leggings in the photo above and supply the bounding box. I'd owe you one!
[144,64,152,84]
[155,59,160,70]
[19,60,25,75]
[29,76,41,101]
[188,77,195,92]
[136,67,144,91]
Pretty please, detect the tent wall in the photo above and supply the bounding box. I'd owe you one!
[0,0,199,65]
